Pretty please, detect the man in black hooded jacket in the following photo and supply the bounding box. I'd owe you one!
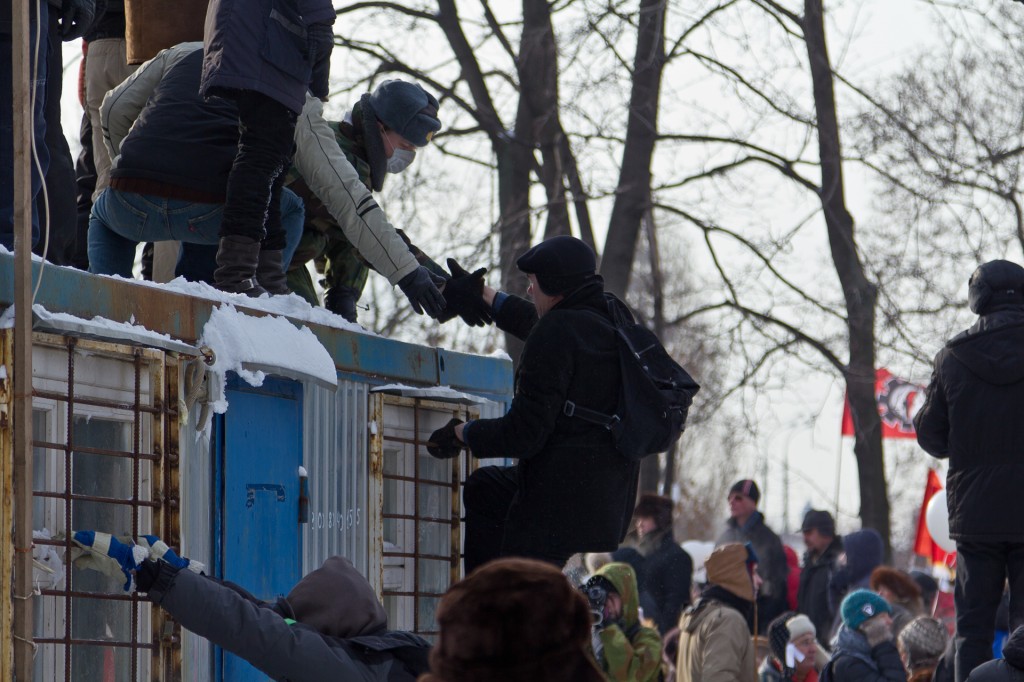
[137,555,430,681]
[914,259,1024,682]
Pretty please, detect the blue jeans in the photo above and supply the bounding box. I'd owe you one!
[87,187,304,280]
[1,1,49,249]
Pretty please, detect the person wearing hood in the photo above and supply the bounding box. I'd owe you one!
[716,479,789,633]
[421,558,606,682]
[425,235,641,572]
[828,529,884,638]
[629,493,693,635]
[966,625,1024,682]
[135,554,431,680]
[821,590,906,682]
[585,562,662,682]
[676,543,761,682]
[914,260,1024,682]
[760,612,827,682]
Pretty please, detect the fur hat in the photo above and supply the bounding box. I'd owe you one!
[898,616,948,670]
[841,589,893,630]
[367,80,441,147]
[634,493,673,531]
[705,543,755,602]
[422,558,605,682]
[786,614,816,642]
[870,567,923,603]
[729,479,760,504]
[516,236,597,296]
[285,556,387,638]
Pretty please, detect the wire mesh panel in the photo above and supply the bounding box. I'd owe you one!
[21,333,182,682]
[375,396,477,639]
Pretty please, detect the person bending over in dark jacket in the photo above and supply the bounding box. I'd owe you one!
[822,590,906,682]
[914,260,1024,682]
[72,531,430,681]
[425,235,640,572]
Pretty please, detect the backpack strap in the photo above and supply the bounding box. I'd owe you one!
[562,399,619,428]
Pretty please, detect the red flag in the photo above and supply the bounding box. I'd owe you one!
[914,469,953,565]
[841,368,927,439]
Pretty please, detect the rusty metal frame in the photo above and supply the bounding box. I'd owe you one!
[373,395,477,637]
[18,332,182,681]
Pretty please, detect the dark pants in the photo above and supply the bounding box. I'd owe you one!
[462,465,573,574]
[73,111,96,270]
[1,1,48,248]
[954,541,1024,682]
[34,9,77,265]
[220,90,296,250]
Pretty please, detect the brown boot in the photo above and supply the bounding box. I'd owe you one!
[214,235,267,296]
[256,249,290,295]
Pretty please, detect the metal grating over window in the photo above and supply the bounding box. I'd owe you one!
[375,396,476,638]
[23,333,183,682]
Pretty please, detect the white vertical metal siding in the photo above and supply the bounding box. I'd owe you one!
[179,404,213,682]
[302,380,370,578]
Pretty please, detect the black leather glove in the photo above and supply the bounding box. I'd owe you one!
[134,559,164,594]
[306,21,334,101]
[427,418,464,459]
[398,266,446,318]
[60,0,97,40]
[437,258,493,327]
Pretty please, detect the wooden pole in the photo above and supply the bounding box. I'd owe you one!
[12,0,37,678]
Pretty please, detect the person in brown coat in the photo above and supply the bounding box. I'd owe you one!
[420,558,605,682]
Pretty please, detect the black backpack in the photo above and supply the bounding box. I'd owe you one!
[564,294,700,460]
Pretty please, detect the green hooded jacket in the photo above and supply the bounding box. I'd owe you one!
[593,562,663,682]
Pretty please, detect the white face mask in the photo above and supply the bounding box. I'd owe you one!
[387,149,416,174]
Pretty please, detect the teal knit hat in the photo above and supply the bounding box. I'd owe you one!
[841,589,893,630]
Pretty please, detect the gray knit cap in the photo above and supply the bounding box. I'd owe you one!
[898,616,948,670]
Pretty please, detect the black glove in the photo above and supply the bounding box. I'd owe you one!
[306,21,334,101]
[134,559,164,594]
[398,266,446,318]
[427,418,464,459]
[438,258,493,327]
[60,0,97,41]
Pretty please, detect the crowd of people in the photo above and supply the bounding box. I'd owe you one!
[8,0,1024,681]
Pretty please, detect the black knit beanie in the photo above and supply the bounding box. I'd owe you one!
[516,236,596,295]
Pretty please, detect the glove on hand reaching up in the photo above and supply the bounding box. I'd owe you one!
[427,418,465,459]
[437,258,493,327]
[72,531,149,592]
[398,266,447,318]
[60,0,97,40]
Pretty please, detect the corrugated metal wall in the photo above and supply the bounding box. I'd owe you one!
[301,380,370,578]
[179,403,213,682]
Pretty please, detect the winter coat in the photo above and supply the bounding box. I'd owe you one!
[785,546,801,611]
[966,625,1024,682]
[592,563,662,682]
[289,96,421,285]
[717,512,789,620]
[101,43,240,202]
[463,281,641,557]
[200,0,335,114]
[676,595,758,682]
[820,625,906,682]
[636,530,692,635]
[914,308,1024,542]
[147,567,431,681]
[798,537,843,646]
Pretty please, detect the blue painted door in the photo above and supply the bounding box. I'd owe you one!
[215,374,304,681]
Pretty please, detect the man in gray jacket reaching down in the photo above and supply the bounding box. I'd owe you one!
[137,554,431,681]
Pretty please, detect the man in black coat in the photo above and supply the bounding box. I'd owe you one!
[428,236,640,572]
[914,259,1024,682]
[631,493,693,635]
[797,509,843,647]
